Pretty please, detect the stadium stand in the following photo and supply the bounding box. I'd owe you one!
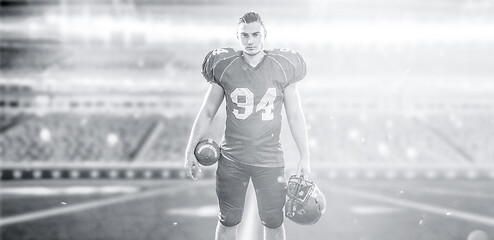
[305,113,474,166]
[418,113,494,164]
[0,113,186,163]
[1,111,492,167]
[1,0,493,180]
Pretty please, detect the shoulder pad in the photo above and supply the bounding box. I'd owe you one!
[202,48,239,83]
[205,48,238,67]
[270,48,300,59]
[271,48,297,54]
[268,48,307,85]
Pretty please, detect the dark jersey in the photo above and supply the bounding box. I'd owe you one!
[202,48,306,167]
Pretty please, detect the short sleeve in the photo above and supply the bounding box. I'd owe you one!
[201,50,218,85]
[201,48,238,86]
[270,48,307,86]
[290,51,307,84]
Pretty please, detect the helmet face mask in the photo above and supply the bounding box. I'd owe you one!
[285,175,326,225]
[287,175,315,203]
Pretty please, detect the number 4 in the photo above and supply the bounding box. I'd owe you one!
[257,88,276,120]
[212,48,229,55]
[231,88,276,121]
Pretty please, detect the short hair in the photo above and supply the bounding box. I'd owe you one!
[238,12,267,34]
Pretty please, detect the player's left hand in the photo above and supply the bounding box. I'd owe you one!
[296,158,311,178]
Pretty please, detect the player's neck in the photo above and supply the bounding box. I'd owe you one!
[242,50,266,67]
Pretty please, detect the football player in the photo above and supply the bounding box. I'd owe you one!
[184,12,311,240]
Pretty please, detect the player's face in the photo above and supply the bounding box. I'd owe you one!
[237,22,266,56]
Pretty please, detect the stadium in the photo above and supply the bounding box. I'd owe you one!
[1,0,493,239]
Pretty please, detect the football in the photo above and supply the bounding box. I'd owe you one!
[194,139,220,166]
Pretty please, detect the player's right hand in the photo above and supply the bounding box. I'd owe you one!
[296,157,311,179]
[184,153,202,180]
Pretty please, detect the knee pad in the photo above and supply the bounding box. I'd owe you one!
[219,208,243,227]
[260,209,284,229]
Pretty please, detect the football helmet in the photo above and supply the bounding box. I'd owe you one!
[285,175,326,225]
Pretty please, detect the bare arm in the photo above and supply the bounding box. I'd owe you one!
[284,82,311,177]
[184,83,224,180]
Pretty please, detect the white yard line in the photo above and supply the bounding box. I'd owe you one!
[0,181,211,227]
[0,186,139,196]
[331,186,494,227]
[419,187,494,200]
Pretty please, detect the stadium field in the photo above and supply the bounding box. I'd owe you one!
[1,174,493,240]
[2,1,494,239]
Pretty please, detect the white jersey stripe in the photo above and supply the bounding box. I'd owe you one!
[267,56,288,85]
[219,57,240,84]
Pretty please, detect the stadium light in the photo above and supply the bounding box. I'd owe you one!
[107,133,119,147]
[40,128,52,142]
[377,142,389,157]
[406,147,418,160]
[4,7,494,46]
[51,170,61,179]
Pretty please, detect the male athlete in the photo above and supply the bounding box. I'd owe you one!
[184,12,311,240]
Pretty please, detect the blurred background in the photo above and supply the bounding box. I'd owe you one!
[1,0,494,239]
[1,0,493,170]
